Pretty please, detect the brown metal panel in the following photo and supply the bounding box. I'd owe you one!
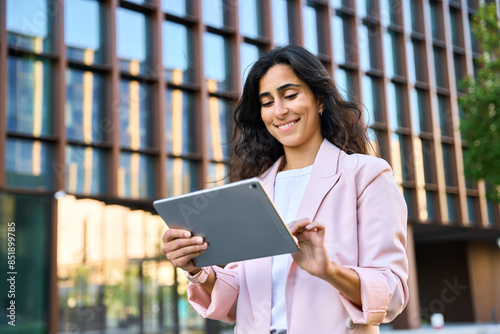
[193,0,209,189]
[152,0,167,199]
[421,0,447,224]
[49,0,67,332]
[262,0,273,49]
[294,0,304,46]
[231,0,243,94]
[442,0,468,225]
[324,1,336,76]
[0,0,7,187]
[108,0,120,197]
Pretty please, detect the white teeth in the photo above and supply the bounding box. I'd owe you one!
[278,120,297,129]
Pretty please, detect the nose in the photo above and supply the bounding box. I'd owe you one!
[273,100,288,118]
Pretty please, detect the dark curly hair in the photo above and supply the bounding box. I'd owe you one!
[229,45,374,181]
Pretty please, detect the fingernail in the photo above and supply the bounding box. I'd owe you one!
[201,243,207,249]
[306,224,313,229]
[184,232,191,238]
[196,237,203,244]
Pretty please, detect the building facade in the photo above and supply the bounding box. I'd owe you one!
[0,0,499,333]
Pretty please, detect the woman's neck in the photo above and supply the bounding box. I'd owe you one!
[281,137,324,171]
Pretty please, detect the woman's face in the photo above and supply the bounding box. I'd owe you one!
[259,64,324,152]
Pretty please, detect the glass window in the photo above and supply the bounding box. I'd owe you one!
[332,15,355,65]
[118,152,154,199]
[454,53,466,92]
[413,89,432,133]
[5,138,53,190]
[404,188,416,219]
[393,134,413,182]
[335,68,355,101]
[303,3,320,55]
[356,0,376,18]
[165,89,196,155]
[436,94,453,137]
[163,21,193,83]
[384,30,403,78]
[203,0,228,28]
[204,33,231,91]
[421,139,436,184]
[486,200,498,226]
[162,0,192,16]
[469,15,480,54]
[408,39,427,83]
[447,193,458,223]
[426,190,438,221]
[119,80,153,150]
[429,1,444,41]
[466,196,478,224]
[6,0,51,53]
[404,0,423,33]
[433,46,448,88]
[380,0,402,26]
[65,0,103,64]
[331,0,351,9]
[450,8,464,47]
[66,68,106,143]
[387,82,407,131]
[206,98,232,162]
[117,8,149,75]
[167,157,199,196]
[358,23,379,72]
[361,75,382,125]
[7,56,52,136]
[442,144,458,187]
[239,0,261,38]
[65,145,107,195]
[240,43,260,85]
[207,162,228,187]
[272,0,292,46]
[0,193,51,332]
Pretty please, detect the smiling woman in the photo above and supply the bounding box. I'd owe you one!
[161,45,409,334]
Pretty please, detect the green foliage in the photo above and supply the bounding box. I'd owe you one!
[458,3,500,202]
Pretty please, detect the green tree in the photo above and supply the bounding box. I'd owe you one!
[458,2,500,202]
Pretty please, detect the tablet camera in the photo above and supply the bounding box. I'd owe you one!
[249,184,257,189]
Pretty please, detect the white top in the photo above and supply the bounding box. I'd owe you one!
[270,165,313,331]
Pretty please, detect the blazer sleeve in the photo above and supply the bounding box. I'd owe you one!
[338,158,409,326]
[187,263,239,322]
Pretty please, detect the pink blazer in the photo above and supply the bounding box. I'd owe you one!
[187,139,409,333]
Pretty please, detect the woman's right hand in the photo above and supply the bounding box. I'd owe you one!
[161,229,208,273]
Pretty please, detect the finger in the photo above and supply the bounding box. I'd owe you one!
[162,236,204,253]
[167,243,208,266]
[304,222,325,232]
[170,250,206,269]
[288,218,312,234]
[163,228,192,243]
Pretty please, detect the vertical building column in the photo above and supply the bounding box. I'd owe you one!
[392,223,421,329]
[108,0,120,197]
[0,0,7,187]
[151,0,167,199]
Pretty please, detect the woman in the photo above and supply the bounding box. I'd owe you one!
[162,45,409,333]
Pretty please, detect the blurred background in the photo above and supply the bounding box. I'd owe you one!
[0,0,499,333]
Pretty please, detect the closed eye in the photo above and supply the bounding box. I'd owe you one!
[284,93,298,100]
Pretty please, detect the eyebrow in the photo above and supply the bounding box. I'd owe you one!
[258,83,301,100]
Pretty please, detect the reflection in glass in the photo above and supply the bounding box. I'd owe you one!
[436,94,453,137]
[303,4,319,55]
[392,134,412,182]
[162,0,191,16]
[433,47,448,88]
[204,33,231,91]
[6,0,51,53]
[387,82,406,131]
[5,138,53,190]
[7,56,52,136]
[165,89,196,155]
[65,0,103,64]
[207,162,228,187]
[66,68,105,143]
[335,68,355,101]
[203,0,226,28]
[0,193,50,332]
[450,9,463,47]
[332,16,345,64]
[117,8,148,74]
[66,145,106,195]
[367,128,379,156]
[486,200,497,226]
[384,31,402,78]
[454,54,466,92]
[429,1,443,41]
[272,0,291,46]
[163,21,193,83]
[380,0,401,26]
[239,0,261,38]
[167,158,198,196]
[391,134,403,184]
[410,89,420,135]
[119,80,152,150]
[206,96,232,162]
[118,152,154,199]
[361,75,377,125]
[442,144,457,187]
[358,24,378,71]
[240,43,260,86]
[403,0,422,33]
[467,196,478,224]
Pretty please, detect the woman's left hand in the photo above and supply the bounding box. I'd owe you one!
[288,218,332,279]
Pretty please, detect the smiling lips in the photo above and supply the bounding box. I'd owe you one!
[276,119,299,130]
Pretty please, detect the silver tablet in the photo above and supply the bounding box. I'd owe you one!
[153,177,299,267]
